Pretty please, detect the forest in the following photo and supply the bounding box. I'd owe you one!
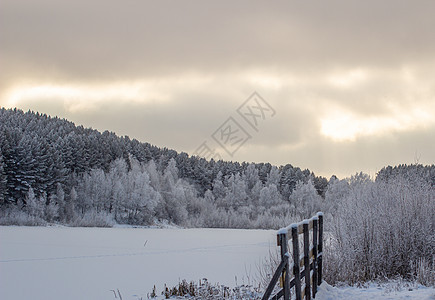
[0,107,434,285]
[0,108,331,228]
[0,108,434,228]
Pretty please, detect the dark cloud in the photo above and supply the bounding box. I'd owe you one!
[1,0,435,178]
[2,0,435,81]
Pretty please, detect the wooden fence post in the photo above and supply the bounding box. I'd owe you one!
[262,213,324,300]
[317,212,323,286]
[312,217,318,297]
[292,224,302,300]
[303,221,311,300]
[279,233,290,300]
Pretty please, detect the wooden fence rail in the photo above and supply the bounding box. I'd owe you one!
[262,212,323,300]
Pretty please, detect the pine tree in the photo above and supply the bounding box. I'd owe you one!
[3,136,21,203]
[0,151,7,206]
[14,137,38,200]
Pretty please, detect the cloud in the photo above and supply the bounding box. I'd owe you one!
[320,102,435,142]
[1,0,435,178]
[2,0,435,80]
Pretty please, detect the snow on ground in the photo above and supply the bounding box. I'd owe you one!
[1,226,434,300]
[0,226,276,300]
[316,282,435,300]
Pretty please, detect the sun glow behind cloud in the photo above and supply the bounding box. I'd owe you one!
[327,69,368,88]
[3,82,168,113]
[320,105,435,142]
[2,74,220,113]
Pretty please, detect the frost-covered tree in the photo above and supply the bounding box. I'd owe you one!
[266,166,280,187]
[1,133,20,203]
[1,108,331,226]
[165,158,178,183]
[24,187,43,218]
[221,174,248,209]
[83,169,110,213]
[325,172,435,285]
[203,189,215,203]
[150,157,188,224]
[250,180,263,206]
[55,183,66,221]
[6,107,433,240]
[146,160,161,191]
[244,164,260,190]
[289,180,322,219]
[212,171,226,200]
[166,181,188,224]
[64,187,76,223]
[324,176,349,212]
[259,184,281,208]
[45,193,59,222]
[107,158,127,212]
[125,158,159,224]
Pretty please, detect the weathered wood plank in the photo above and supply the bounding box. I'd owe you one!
[278,215,318,240]
[292,226,302,300]
[297,219,314,234]
[261,258,287,300]
[312,218,318,297]
[280,233,290,300]
[271,288,284,300]
[299,247,315,268]
[317,212,323,286]
[303,222,311,300]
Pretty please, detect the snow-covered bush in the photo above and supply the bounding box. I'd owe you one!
[325,172,434,286]
[70,210,115,227]
[0,207,46,226]
[411,257,435,287]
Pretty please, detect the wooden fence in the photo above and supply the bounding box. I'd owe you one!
[262,212,323,300]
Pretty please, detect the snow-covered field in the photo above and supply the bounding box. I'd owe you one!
[1,226,434,300]
[0,226,276,300]
[316,282,434,300]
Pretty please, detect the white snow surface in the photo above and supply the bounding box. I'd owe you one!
[0,226,275,300]
[1,226,434,300]
[316,282,435,300]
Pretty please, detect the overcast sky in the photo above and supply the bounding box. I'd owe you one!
[1,0,434,178]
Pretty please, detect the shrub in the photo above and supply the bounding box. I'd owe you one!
[324,173,434,285]
[70,210,115,227]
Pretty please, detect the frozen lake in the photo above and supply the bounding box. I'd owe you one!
[0,226,276,300]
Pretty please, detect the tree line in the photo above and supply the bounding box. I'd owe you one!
[0,108,433,230]
[0,108,331,227]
